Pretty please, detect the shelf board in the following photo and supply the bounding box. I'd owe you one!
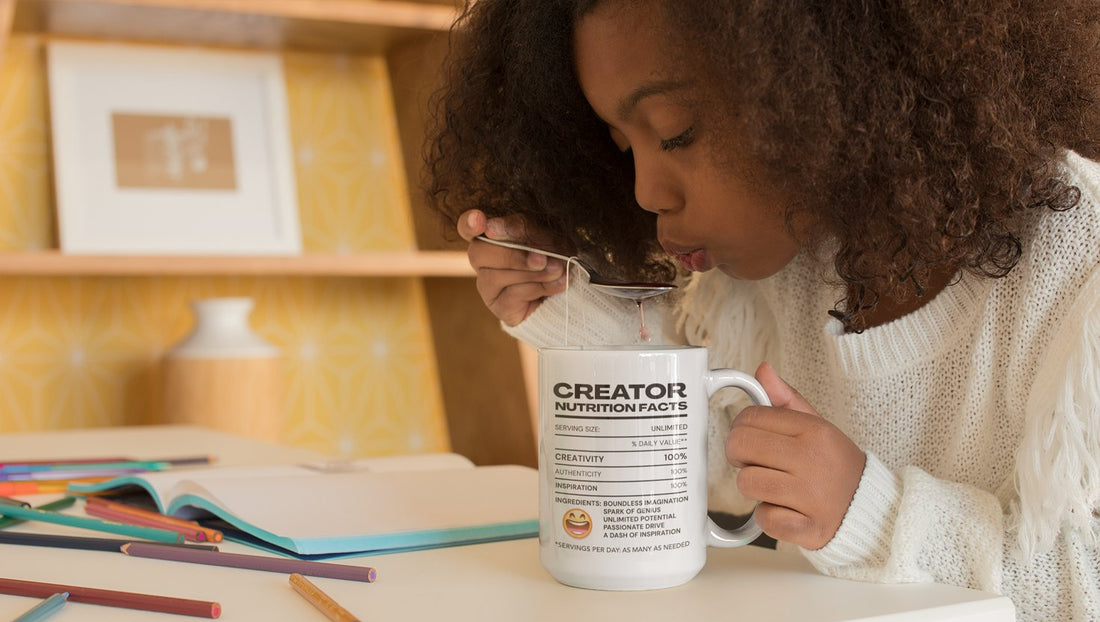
[0,250,475,277]
[12,0,459,53]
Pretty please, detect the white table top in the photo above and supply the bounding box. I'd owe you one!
[0,426,1016,621]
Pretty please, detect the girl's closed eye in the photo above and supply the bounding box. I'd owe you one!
[660,125,696,151]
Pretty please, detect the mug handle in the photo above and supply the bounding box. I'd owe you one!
[703,368,771,548]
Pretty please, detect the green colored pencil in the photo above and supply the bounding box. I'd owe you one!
[0,504,184,543]
[0,497,77,530]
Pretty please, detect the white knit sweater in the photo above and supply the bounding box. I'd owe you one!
[506,152,1100,621]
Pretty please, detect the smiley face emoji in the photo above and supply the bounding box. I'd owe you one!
[562,508,593,539]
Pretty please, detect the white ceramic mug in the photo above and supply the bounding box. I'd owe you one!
[538,345,770,590]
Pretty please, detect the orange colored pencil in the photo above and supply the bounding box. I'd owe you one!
[0,481,67,496]
[289,574,360,622]
[85,497,223,542]
[83,503,210,543]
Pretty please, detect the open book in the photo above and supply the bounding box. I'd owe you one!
[69,454,538,559]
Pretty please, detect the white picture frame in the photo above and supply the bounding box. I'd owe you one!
[47,41,301,255]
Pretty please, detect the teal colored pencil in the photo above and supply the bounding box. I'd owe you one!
[0,497,77,530]
[0,504,184,543]
[12,591,68,622]
[0,460,171,474]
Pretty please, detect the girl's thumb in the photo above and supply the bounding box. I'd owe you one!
[755,361,818,415]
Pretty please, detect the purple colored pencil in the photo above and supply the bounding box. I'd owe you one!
[120,542,377,583]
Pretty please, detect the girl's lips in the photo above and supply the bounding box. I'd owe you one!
[673,249,709,272]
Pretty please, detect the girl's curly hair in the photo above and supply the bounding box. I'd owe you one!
[425,0,1100,329]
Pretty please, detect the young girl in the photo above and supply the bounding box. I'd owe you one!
[425,1,1100,619]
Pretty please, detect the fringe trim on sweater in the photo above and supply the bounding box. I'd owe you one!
[1014,269,1100,559]
[676,271,778,397]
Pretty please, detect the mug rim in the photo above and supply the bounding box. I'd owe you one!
[538,344,701,352]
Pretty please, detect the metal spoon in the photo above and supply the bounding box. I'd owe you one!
[475,235,676,301]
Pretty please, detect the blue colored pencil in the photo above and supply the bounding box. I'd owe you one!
[12,591,68,622]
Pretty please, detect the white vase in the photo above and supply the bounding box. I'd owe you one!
[162,297,283,441]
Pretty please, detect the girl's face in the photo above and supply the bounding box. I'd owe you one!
[573,2,802,280]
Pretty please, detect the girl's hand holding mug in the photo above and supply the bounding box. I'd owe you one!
[457,209,568,326]
[728,362,867,550]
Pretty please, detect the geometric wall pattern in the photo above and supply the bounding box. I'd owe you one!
[0,36,450,458]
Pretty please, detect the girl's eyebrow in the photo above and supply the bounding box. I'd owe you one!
[616,79,690,120]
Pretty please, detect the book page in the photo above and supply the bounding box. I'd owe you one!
[300,452,475,473]
[168,465,537,554]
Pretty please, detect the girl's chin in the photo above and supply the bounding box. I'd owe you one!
[713,262,777,281]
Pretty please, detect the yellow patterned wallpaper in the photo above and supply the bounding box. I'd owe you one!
[0,36,450,458]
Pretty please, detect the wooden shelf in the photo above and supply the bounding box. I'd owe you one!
[0,250,474,276]
[10,0,459,53]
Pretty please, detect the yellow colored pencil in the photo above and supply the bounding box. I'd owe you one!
[289,574,360,622]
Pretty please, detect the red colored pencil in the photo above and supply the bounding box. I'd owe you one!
[85,497,223,542]
[83,503,210,543]
[0,577,220,618]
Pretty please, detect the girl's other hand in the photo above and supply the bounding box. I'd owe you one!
[456,209,568,326]
[726,362,866,550]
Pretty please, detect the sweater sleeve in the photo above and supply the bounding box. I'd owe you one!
[803,270,1100,622]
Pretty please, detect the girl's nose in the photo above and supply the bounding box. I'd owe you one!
[633,154,682,214]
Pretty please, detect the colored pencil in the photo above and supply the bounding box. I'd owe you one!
[0,482,67,496]
[0,504,184,543]
[0,460,171,474]
[0,495,31,508]
[84,503,210,542]
[1,469,150,482]
[0,455,212,468]
[0,479,108,496]
[85,496,223,542]
[121,542,377,583]
[0,531,219,552]
[289,574,360,622]
[0,577,220,619]
[0,497,77,530]
[12,591,68,622]
[0,457,127,468]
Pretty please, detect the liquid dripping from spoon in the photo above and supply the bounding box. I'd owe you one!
[636,300,651,343]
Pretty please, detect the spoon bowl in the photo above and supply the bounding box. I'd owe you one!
[475,235,676,301]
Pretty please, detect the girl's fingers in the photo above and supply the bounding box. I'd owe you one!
[725,424,798,470]
[479,271,567,325]
[732,405,822,438]
[751,502,818,547]
[457,209,487,241]
[475,264,566,301]
[735,465,805,510]
[486,279,569,326]
[469,237,554,272]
